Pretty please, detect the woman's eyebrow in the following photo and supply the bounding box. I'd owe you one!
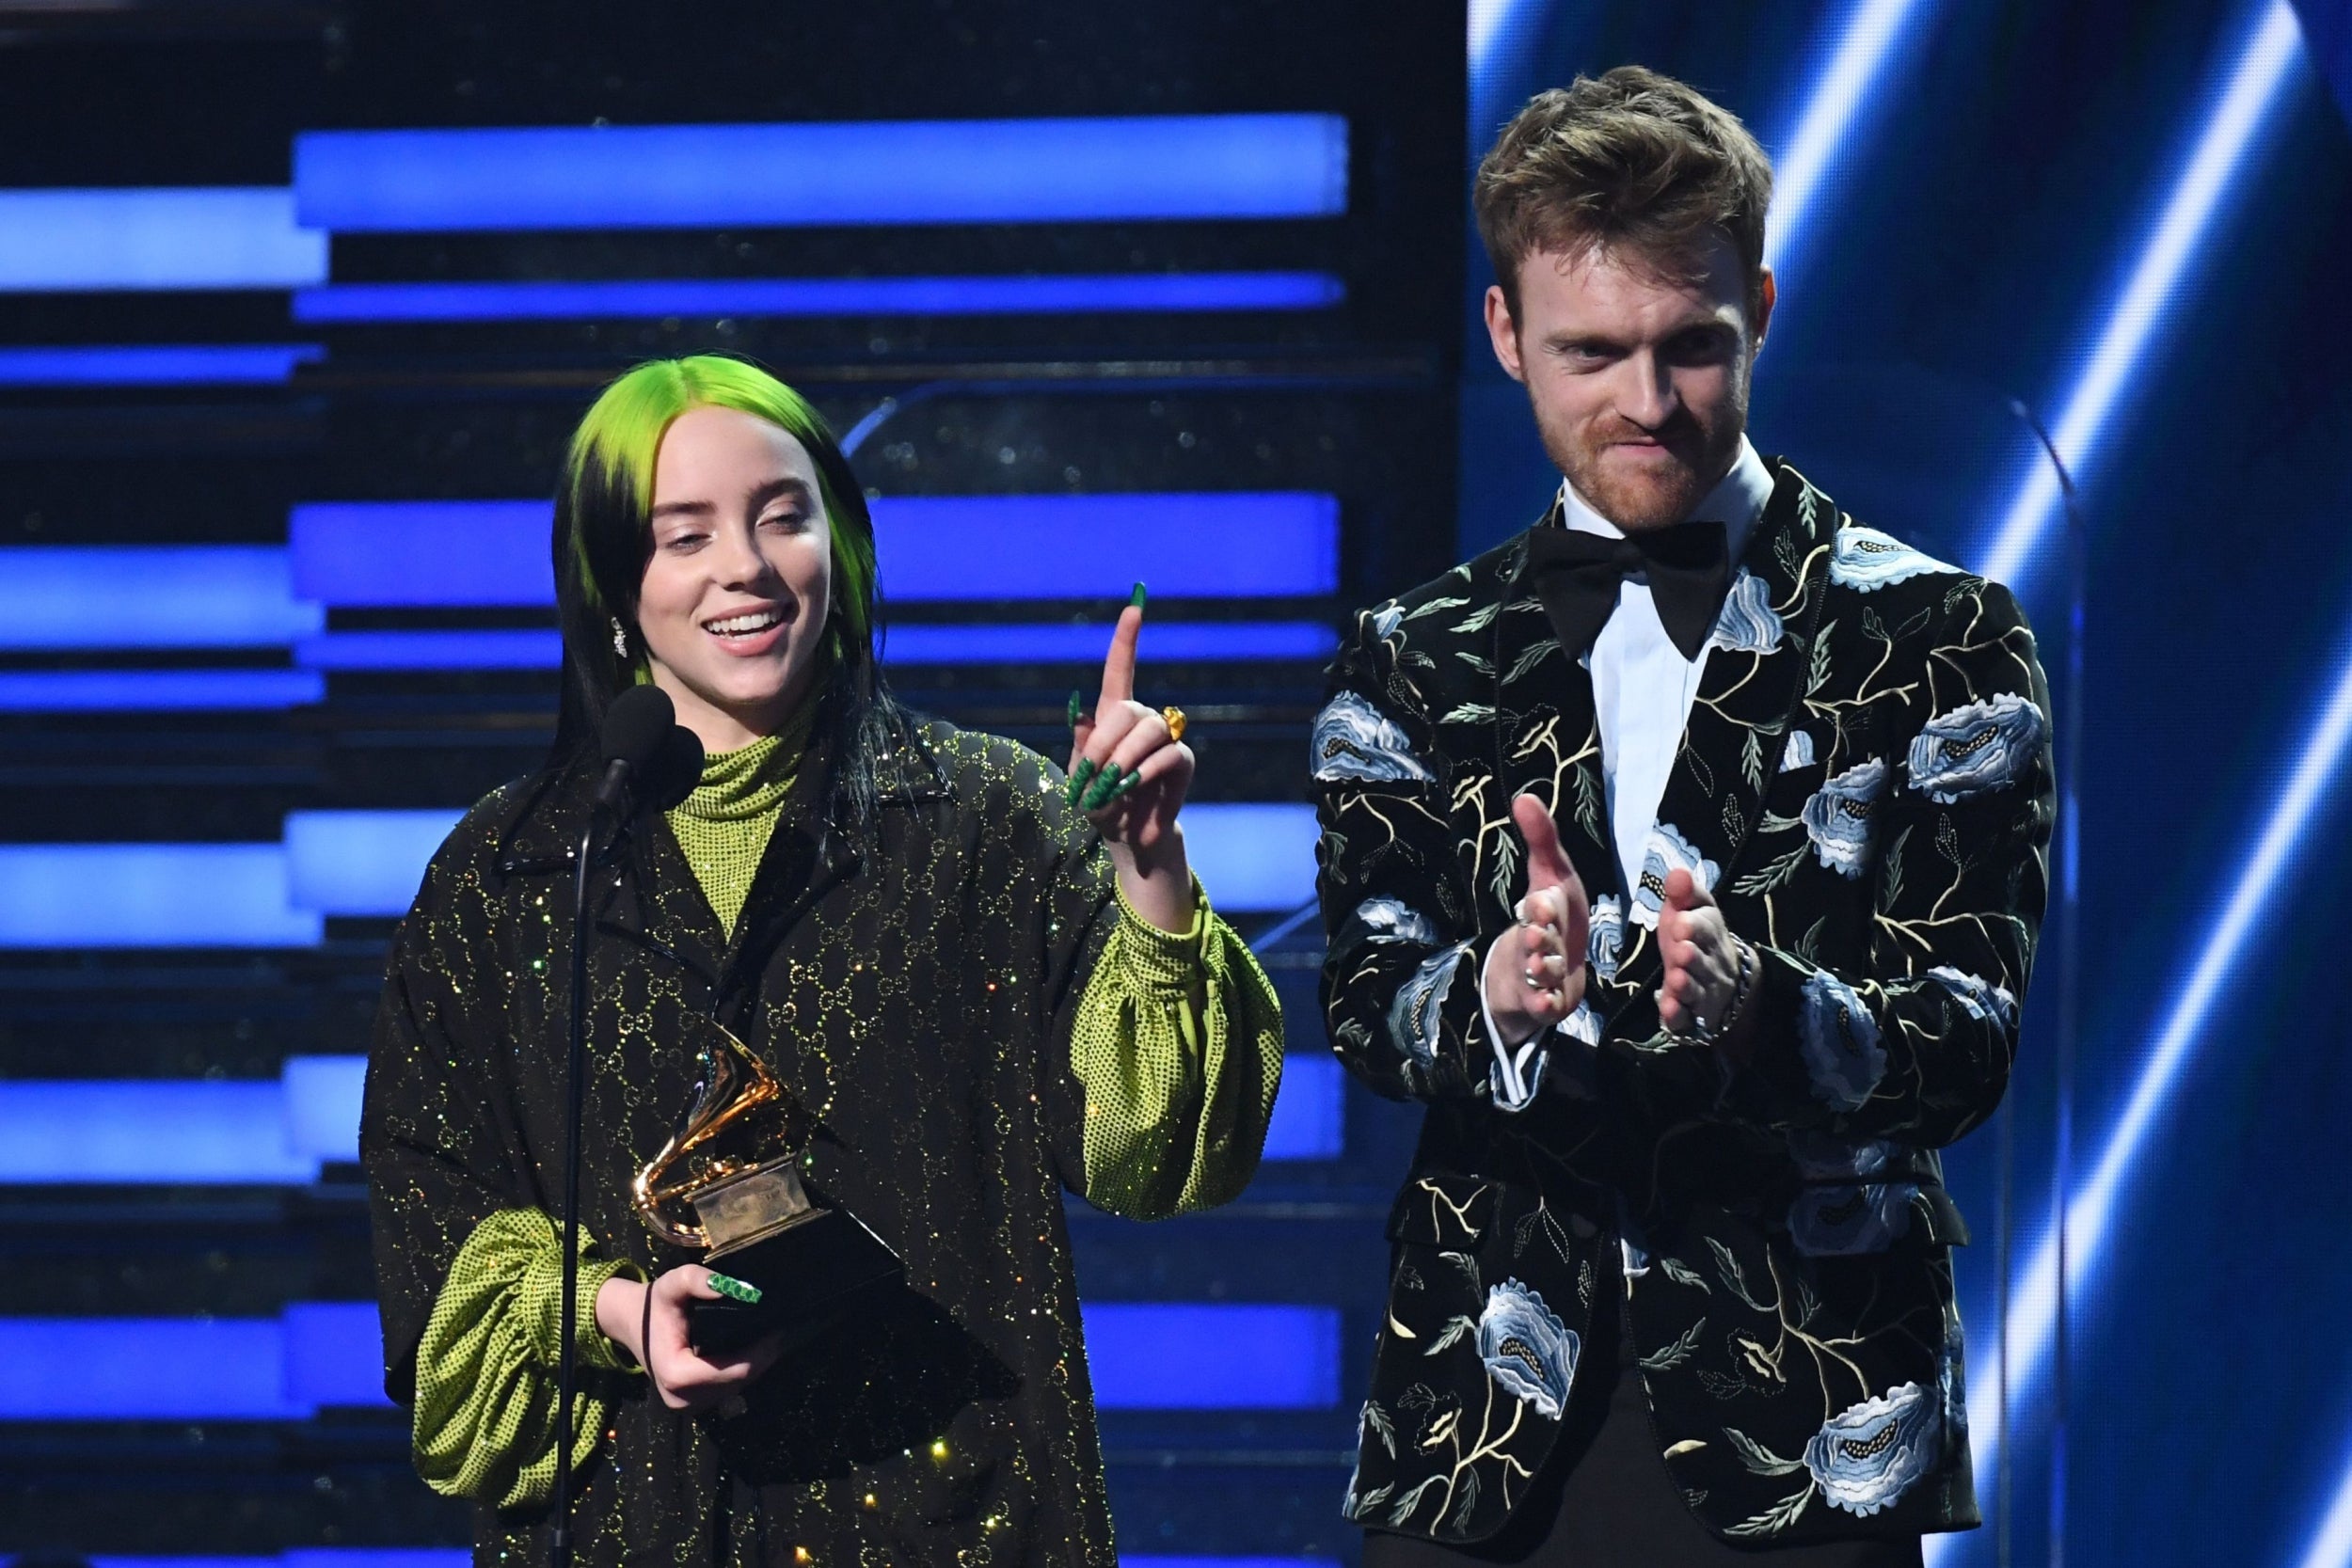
[746,475,815,509]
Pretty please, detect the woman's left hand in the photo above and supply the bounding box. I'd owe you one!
[1067,593,1196,928]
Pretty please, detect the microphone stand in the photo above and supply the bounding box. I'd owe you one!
[553,797,614,1568]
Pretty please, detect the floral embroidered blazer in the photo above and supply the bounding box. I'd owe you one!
[1313,461,2053,1547]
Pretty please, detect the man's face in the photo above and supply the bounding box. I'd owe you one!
[1486,231,1772,532]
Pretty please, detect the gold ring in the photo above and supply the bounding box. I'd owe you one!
[1161,705,1187,743]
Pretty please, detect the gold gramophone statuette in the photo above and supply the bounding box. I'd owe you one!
[631,1016,818,1257]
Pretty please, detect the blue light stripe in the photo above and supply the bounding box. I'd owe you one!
[1081,1304,1341,1408]
[0,343,322,386]
[294,116,1348,232]
[293,628,564,671]
[0,187,327,292]
[1262,1053,1344,1160]
[0,1080,317,1184]
[1926,12,2315,1551]
[0,844,320,949]
[284,809,462,916]
[2290,1435,2352,1568]
[1182,802,1319,913]
[292,272,1344,325]
[285,492,1340,606]
[0,669,324,711]
[0,1304,387,1418]
[290,499,552,606]
[0,1057,356,1185]
[882,621,1333,666]
[1764,0,1937,282]
[1975,0,2306,587]
[878,493,1340,600]
[0,546,321,650]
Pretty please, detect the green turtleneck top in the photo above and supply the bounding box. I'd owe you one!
[661,704,816,939]
[408,721,1285,1508]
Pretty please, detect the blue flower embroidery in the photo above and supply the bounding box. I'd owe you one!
[1387,943,1470,1068]
[1370,602,1405,641]
[1311,691,1434,784]
[1798,969,1885,1111]
[1477,1279,1579,1419]
[1629,823,1718,930]
[1707,568,1786,654]
[1561,1000,1601,1046]
[1355,896,1441,947]
[1924,966,2018,1034]
[1780,729,1817,772]
[1800,758,1890,879]
[1828,526,1960,593]
[1905,693,2044,803]
[1588,895,1626,981]
[1804,1382,1941,1516]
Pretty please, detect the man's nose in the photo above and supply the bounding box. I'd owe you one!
[1616,350,1679,429]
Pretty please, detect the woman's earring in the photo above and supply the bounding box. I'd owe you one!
[611,617,628,657]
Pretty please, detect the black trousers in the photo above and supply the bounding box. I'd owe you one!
[1361,1263,1926,1568]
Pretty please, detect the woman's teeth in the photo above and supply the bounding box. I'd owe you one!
[706,610,783,637]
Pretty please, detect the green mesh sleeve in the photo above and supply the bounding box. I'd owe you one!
[1068,877,1285,1219]
[410,1207,644,1510]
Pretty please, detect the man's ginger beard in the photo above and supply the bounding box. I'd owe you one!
[1522,334,1753,534]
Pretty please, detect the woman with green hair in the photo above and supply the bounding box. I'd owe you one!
[361,355,1285,1564]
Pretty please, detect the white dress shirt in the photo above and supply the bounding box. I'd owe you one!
[1566,436,1776,890]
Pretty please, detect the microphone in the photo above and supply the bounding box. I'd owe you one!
[594,685,686,816]
[554,685,700,1568]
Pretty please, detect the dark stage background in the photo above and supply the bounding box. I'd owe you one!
[0,3,2348,1566]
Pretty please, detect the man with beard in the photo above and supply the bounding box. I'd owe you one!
[1312,67,2053,1566]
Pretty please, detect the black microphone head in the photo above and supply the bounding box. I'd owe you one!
[598,685,676,772]
[643,724,706,813]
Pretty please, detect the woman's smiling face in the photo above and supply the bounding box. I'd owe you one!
[635,404,834,752]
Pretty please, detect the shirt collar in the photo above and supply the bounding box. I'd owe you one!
[1555,435,1773,560]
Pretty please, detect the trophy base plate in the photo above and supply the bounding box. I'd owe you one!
[687,1203,905,1356]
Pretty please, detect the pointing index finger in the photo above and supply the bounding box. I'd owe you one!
[1097,583,1146,708]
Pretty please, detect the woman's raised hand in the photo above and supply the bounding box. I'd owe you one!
[1066,586,1197,930]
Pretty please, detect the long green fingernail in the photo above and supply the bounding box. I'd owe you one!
[1129,580,1148,610]
[707,1272,761,1305]
[1083,767,1125,810]
[1066,758,1100,805]
[1066,689,1083,731]
[1104,772,1142,805]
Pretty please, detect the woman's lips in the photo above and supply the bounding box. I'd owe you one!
[703,609,790,658]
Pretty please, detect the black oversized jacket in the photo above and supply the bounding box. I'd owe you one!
[363,719,1163,1566]
[1315,462,2052,1547]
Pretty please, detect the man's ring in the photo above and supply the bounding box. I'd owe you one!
[1162,705,1187,743]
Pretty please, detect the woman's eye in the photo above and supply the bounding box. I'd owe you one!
[760,511,809,532]
[662,531,708,551]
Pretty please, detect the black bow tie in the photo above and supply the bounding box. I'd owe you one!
[1520,518,1731,661]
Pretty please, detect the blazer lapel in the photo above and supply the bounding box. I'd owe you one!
[1615,461,1834,992]
[1491,511,1625,908]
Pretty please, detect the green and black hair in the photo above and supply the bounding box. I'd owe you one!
[549,354,914,823]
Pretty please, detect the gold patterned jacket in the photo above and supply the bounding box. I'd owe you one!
[1314,461,2053,1547]
[362,716,1277,1567]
